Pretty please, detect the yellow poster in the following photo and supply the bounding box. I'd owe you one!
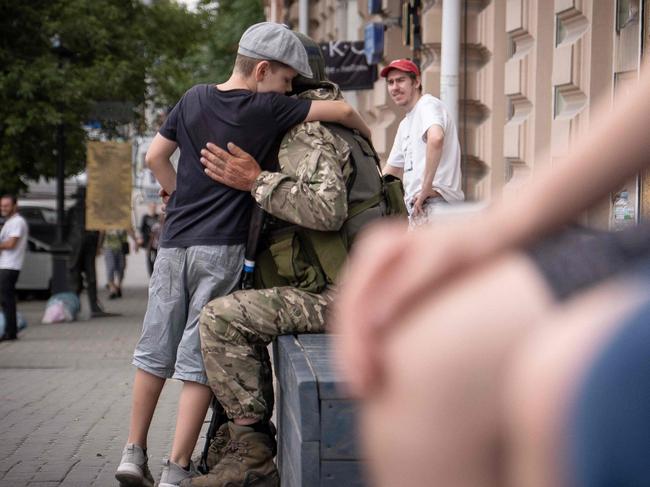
[86,141,132,230]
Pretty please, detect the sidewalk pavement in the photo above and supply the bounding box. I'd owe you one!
[0,256,207,487]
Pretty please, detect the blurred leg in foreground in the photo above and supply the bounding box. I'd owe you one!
[506,268,650,487]
[361,263,649,487]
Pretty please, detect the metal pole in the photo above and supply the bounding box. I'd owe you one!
[56,123,65,244]
[299,0,309,34]
[51,45,70,295]
[440,0,461,126]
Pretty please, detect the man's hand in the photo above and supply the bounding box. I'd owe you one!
[332,212,504,397]
[410,186,439,217]
[200,142,262,192]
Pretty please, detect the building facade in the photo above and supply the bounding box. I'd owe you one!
[267,0,648,227]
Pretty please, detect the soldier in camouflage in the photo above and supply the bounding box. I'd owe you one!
[180,35,361,487]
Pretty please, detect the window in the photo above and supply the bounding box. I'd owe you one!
[617,0,640,31]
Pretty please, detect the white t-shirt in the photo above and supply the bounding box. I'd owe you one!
[386,94,464,207]
[0,213,28,270]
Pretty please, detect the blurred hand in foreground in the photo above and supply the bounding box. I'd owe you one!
[332,211,504,396]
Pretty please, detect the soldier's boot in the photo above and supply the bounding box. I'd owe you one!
[205,422,231,470]
[196,421,277,472]
[180,422,279,487]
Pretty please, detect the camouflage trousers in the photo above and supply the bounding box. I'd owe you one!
[199,286,332,422]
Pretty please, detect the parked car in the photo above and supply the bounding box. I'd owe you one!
[18,204,58,242]
[17,236,54,296]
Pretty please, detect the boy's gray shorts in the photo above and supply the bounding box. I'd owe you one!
[133,244,244,384]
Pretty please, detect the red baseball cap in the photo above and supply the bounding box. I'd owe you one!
[380,59,420,78]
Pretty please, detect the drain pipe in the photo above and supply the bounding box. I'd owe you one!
[270,0,278,23]
[440,0,461,126]
[299,0,309,34]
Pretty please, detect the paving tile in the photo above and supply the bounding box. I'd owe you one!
[0,270,208,486]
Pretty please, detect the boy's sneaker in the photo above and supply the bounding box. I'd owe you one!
[115,443,154,487]
[159,458,199,487]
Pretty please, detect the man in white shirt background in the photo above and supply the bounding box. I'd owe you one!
[381,59,464,226]
[0,195,28,341]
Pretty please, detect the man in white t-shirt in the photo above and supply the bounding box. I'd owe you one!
[0,195,28,341]
[382,59,464,226]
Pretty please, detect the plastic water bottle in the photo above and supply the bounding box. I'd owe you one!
[611,191,635,231]
[240,259,255,290]
[240,205,265,290]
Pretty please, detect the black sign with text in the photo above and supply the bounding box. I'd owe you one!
[319,41,378,91]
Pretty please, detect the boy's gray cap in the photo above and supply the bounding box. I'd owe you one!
[238,22,313,78]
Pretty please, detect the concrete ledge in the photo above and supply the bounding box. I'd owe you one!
[274,334,365,487]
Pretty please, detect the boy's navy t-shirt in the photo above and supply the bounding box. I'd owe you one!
[158,84,311,248]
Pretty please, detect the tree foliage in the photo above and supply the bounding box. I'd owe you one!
[0,0,262,194]
[193,0,265,85]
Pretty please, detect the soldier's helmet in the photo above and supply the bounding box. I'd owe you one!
[291,32,328,93]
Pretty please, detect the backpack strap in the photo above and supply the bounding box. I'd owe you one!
[346,192,384,220]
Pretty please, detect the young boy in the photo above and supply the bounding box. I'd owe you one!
[115,22,370,487]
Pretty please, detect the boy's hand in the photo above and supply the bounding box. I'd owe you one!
[201,142,262,192]
[158,188,170,205]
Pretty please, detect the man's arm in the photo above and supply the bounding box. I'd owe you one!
[0,237,19,250]
[411,125,444,216]
[145,133,178,195]
[382,164,403,179]
[200,124,350,231]
[0,219,25,250]
[252,124,350,230]
[306,101,371,141]
[383,124,405,179]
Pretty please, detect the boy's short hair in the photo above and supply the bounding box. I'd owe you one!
[234,54,289,77]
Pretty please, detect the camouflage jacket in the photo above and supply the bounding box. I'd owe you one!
[251,83,352,231]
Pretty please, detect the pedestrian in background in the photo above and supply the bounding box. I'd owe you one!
[146,210,164,274]
[138,202,160,276]
[381,59,464,227]
[103,229,130,299]
[0,195,28,341]
[66,187,107,317]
